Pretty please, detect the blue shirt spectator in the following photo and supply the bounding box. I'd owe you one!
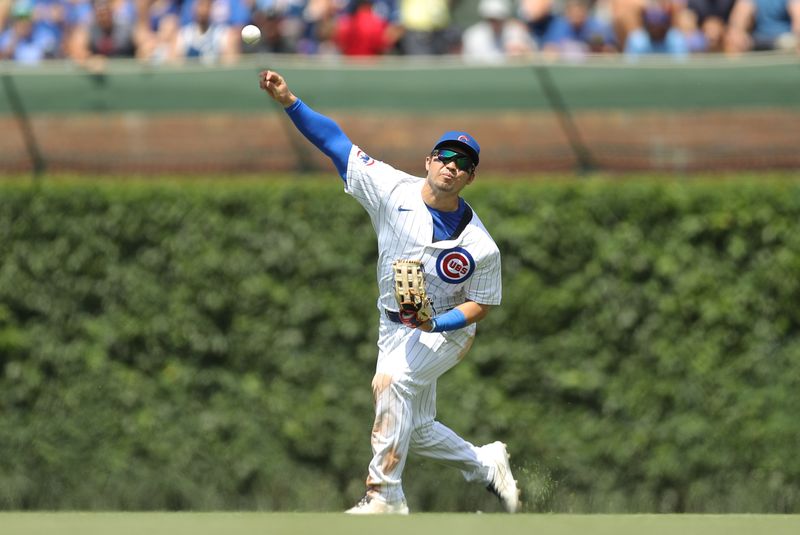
[29,0,70,57]
[179,0,250,27]
[726,0,800,51]
[255,0,306,18]
[64,0,93,27]
[519,0,561,48]
[625,5,690,57]
[544,0,617,55]
[0,0,53,63]
[145,0,180,32]
[751,0,797,46]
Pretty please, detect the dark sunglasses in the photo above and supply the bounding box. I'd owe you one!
[432,149,474,172]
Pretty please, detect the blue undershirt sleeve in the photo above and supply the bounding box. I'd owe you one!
[284,99,353,182]
[430,308,468,333]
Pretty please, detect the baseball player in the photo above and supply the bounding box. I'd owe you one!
[259,70,519,515]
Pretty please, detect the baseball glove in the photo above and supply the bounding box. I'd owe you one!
[392,259,434,328]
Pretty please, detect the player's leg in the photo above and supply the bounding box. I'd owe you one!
[409,382,489,482]
[346,370,414,514]
[406,327,482,478]
[409,384,520,512]
[407,333,520,513]
[347,321,419,513]
[349,322,519,513]
[363,368,415,503]
[351,323,472,511]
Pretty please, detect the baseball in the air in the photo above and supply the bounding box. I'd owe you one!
[241,24,261,45]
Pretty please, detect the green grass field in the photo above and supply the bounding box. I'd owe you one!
[2,513,799,535]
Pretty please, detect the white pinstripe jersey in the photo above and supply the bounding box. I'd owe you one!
[344,145,502,315]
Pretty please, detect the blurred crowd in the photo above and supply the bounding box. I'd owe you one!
[0,0,798,65]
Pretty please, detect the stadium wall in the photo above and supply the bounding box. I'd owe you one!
[1,55,799,175]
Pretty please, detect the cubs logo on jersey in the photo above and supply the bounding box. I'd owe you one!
[357,150,375,166]
[436,247,475,284]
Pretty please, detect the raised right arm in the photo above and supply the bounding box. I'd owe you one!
[260,70,353,181]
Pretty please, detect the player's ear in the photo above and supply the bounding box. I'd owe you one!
[466,169,476,184]
[425,156,432,171]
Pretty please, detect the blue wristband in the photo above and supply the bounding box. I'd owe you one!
[430,309,467,333]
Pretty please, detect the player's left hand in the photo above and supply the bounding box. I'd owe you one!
[392,259,434,330]
[398,305,433,331]
[398,305,425,328]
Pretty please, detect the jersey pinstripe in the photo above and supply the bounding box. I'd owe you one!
[344,145,502,315]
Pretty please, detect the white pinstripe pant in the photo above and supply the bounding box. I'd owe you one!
[365,316,491,504]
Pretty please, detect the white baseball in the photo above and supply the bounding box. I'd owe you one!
[241,24,261,45]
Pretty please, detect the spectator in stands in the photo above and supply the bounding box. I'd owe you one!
[335,0,390,55]
[543,0,618,56]
[1,0,11,31]
[0,0,52,63]
[398,0,457,54]
[175,0,238,62]
[67,0,138,65]
[29,0,71,58]
[178,0,249,58]
[610,0,647,47]
[668,2,708,51]
[296,0,340,55]
[683,0,736,51]
[370,0,402,54]
[624,1,691,56]
[242,4,292,53]
[135,0,180,63]
[461,0,536,63]
[518,0,560,49]
[179,0,250,29]
[63,0,94,48]
[725,0,800,52]
[249,0,307,53]
[354,0,403,53]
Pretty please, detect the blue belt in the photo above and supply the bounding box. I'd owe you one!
[385,307,453,324]
[385,309,403,323]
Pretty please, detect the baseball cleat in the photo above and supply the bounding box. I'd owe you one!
[345,494,410,515]
[483,441,520,513]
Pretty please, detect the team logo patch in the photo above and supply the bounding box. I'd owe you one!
[357,150,375,166]
[436,247,475,284]
[458,135,470,143]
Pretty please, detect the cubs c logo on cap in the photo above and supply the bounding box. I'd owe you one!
[458,135,470,143]
[436,247,475,284]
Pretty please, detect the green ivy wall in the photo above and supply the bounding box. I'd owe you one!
[1,178,798,512]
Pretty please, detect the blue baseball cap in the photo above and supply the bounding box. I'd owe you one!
[433,131,480,166]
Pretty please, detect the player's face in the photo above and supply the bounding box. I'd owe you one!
[425,149,476,194]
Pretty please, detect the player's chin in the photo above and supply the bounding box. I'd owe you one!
[433,183,456,194]
[436,176,457,190]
